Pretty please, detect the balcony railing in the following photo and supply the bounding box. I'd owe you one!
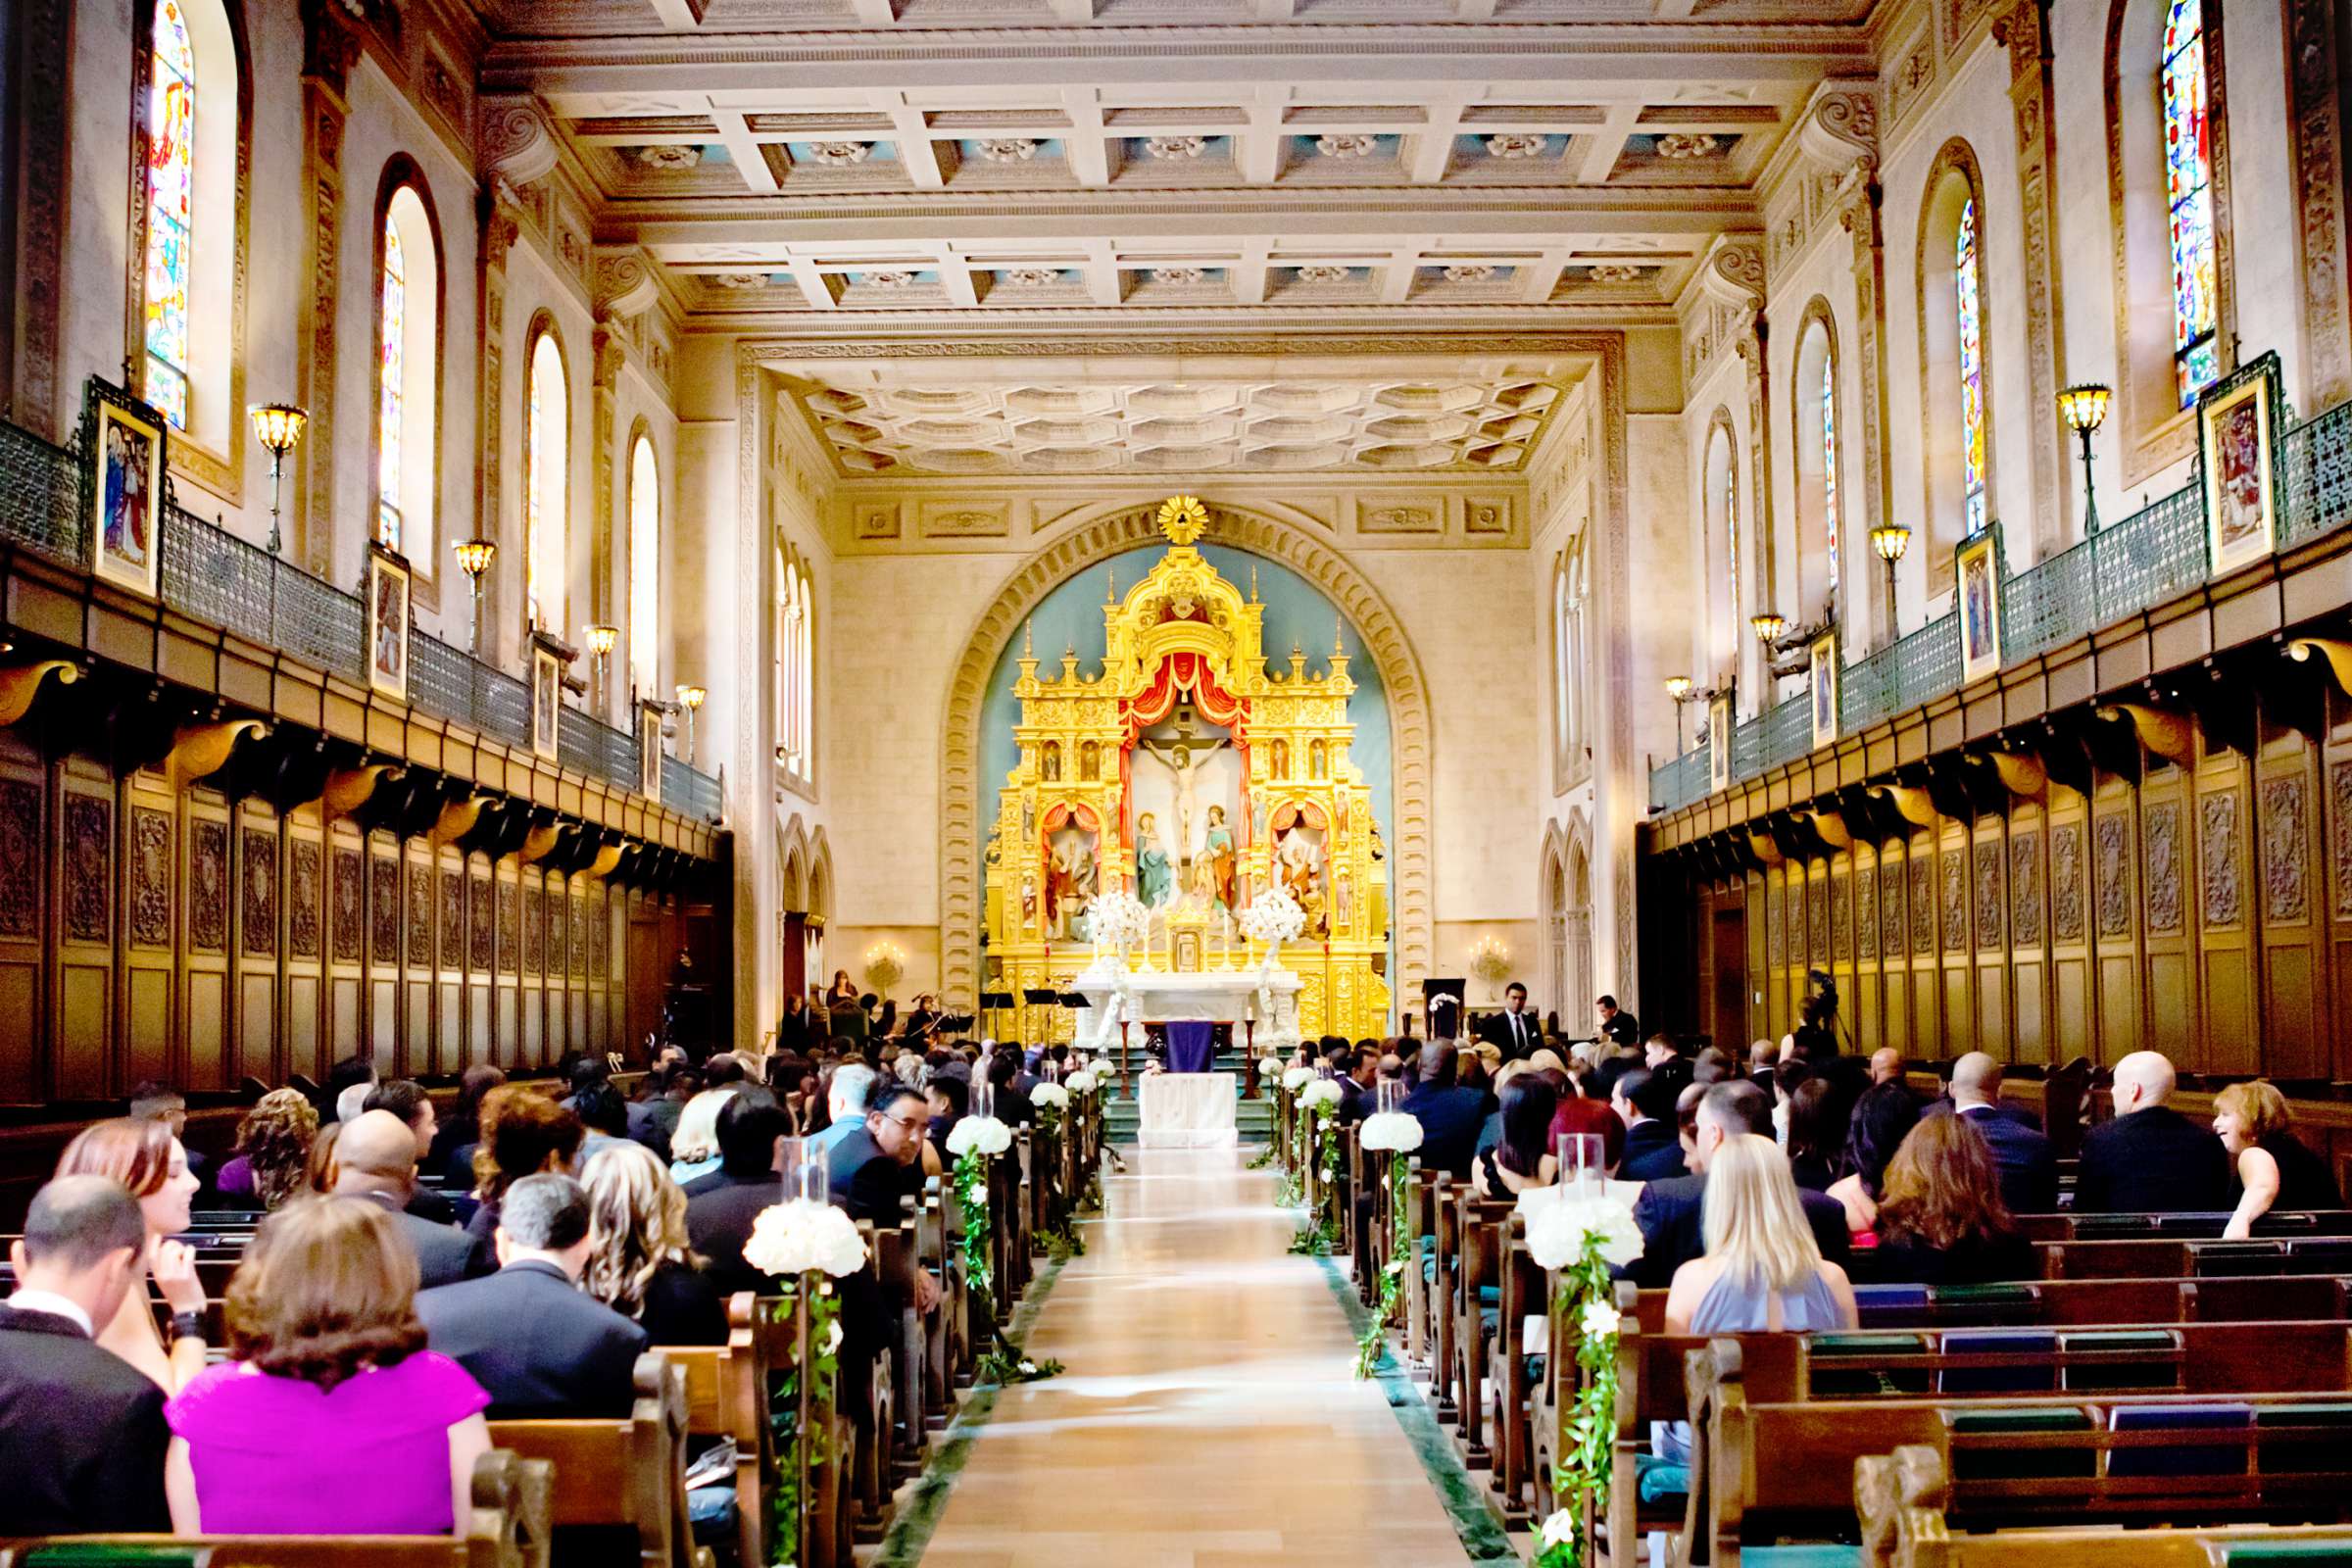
[1651,395,2352,814]
[0,416,724,823]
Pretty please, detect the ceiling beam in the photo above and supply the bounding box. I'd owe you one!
[1081,240,1121,306]
[714,111,779,193]
[784,258,837,311]
[940,249,979,308]
[1062,89,1110,187]
[1412,94,1468,183]
[888,103,944,188]
[644,0,709,29]
[1239,89,1285,184]
[1571,101,1642,183]
[1232,238,1272,304]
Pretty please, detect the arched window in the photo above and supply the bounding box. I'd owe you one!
[1551,557,1571,776]
[1556,540,1589,772]
[1790,308,1842,625]
[142,0,196,428]
[1703,416,1741,684]
[1955,198,1986,530]
[135,0,243,464]
[1822,354,1841,602]
[628,434,660,695]
[796,563,813,781]
[1918,143,1993,592]
[374,176,439,564]
[525,327,567,633]
[772,548,814,784]
[2161,0,2220,405]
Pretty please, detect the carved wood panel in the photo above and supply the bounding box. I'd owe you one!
[241,829,277,958]
[288,840,320,959]
[332,849,363,963]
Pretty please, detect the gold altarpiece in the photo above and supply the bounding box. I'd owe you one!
[982,498,1391,1041]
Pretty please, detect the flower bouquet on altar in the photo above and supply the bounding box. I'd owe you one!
[1238,886,1305,972]
[1090,889,1152,966]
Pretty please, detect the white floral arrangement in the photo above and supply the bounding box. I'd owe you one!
[1579,1296,1622,1341]
[1030,1082,1072,1112]
[1524,1190,1643,1271]
[742,1199,868,1279]
[1257,1055,1285,1076]
[1298,1079,1343,1111]
[946,1115,1013,1158]
[1537,1508,1578,1556]
[1089,890,1152,950]
[1357,1111,1424,1153]
[1238,887,1306,945]
[1063,1069,1099,1096]
[1280,1065,1316,1093]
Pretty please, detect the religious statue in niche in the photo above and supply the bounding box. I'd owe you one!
[1079,740,1100,782]
[1045,824,1097,941]
[1020,872,1037,928]
[1310,739,1329,780]
[1278,824,1329,934]
[1135,811,1176,908]
[1199,804,1237,910]
[1041,741,1062,782]
[1269,739,1290,779]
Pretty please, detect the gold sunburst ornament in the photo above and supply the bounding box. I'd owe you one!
[1156,494,1208,547]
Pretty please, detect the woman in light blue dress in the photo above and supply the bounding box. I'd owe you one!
[1664,1133,1857,1333]
[1135,812,1174,907]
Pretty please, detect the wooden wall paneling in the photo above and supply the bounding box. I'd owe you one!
[466,859,493,1064]
[547,875,570,1060]
[1909,830,1939,1054]
[593,877,615,1053]
[1878,840,1908,1057]
[327,827,364,1068]
[1938,821,1975,1057]
[2140,761,2197,1068]
[495,859,519,1066]
[2194,741,2259,1076]
[2009,806,2049,1065]
[435,850,465,1070]
[122,774,174,1092]
[2327,700,2352,1080]
[624,888,662,1055]
[1762,862,1787,1042]
[1805,858,1829,1027]
[366,835,400,1074]
[0,743,47,1102]
[1972,813,2011,1060]
[232,803,280,1088]
[2088,779,2141,1066]
[1853,843,1881,1054]
[404,843,433,1076]
[1745,874,1766,1050]
[285,809,324,1085]
[568,883,589,1050]
[2046,790,2093,1066]
[520,872,543,1067]
[54,760,117,1100]
[1694,877,1721,1049]
[182,794,229,1094]
[2254,722,2327,1080]
[1830,851,1858,1052]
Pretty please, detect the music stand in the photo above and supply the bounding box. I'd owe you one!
[979,991,1013,1043]
[1021,987,1060,1045]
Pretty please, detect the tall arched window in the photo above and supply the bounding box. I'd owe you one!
[1955,198,1986,531]
[628,434,660,697]
[773,548,814,783]
[374,176,439,564]
[1704,416,1741,684]
[1556,540,1589,772]
[1919,143,1993,592]
[795,562,813,781]
[525,327,567,632]
[143,0,196,428]
[1790,307,1842,626]
[1821,353,1841,603]
[2162,0,2220,405]
[1551,556,1571,777]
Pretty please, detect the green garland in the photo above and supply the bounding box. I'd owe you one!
[1537,1237,1623,1568]
[1034,1107,1087,1259]
[1286,1100,1341,1255]
[765,1277,840,1568]
[1352,1152,1409,1377]
[952,1146,1065,1385]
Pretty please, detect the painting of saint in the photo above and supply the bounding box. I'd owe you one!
[1135,811,1175,907]
[92,397,164,597]
[531,648,561,760]
[2200,368,2277,576]
[367,549,411,701]
[1200,804,1236,910]
[1047,827,1096,941]
[1956,533,2001,683]
[2212,399,2265,553]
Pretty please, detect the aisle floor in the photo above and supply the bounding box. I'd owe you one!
[901,1146,1494,1568]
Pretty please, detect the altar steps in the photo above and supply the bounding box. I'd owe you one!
[1099,1041,1275,1146]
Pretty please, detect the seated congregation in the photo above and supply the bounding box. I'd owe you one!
[1279,1005,2352,1564]
[0,1035,1101,1567]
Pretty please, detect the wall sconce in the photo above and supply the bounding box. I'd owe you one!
[2057,382,2113,536]
[1749,612,1788,648]
[248,404,308,558]
[676,683,707,764]
[453,538,498,659]
[585,624,618,713]
[1869,522,1912,647]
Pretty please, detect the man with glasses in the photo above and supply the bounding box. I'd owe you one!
[830,1085,941,1314]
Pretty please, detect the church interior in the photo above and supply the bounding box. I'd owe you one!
[4,0,2352,1562]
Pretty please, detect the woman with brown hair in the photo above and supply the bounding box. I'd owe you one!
[464,1085,584,1257]
[162,1197,490,1535]
[579,1142,726,1345]
[54,1118,208,1391]
[216,1089,319,1211]
[2214,1080,2343,1239]
[1869,1114,2035,1286]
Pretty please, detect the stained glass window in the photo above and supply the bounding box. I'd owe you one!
[1821,355,1840,599]
[629,437,660,697]
[796,564,813,779]
[376,218,406,551]
[143,0,195,428]
[1725,441,1740,634]
[773,552,813,780]
[1955,195,1987,534]
[2164,0,2221,406]
[526,332,567,631]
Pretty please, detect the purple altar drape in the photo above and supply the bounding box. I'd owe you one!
[1165,1020,1216,1074]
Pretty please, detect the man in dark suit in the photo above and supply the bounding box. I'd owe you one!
[1595,995,1642,1052]
[829,1084,933,1231]
[1627,1080,1851,1289]
[1,1177,173,1535]
[1332,1044,1379,1124]
[1479,984,1543,1059]
[362,1079,457,1225]
[1924,1053,2058,1214]
[331,1110,485,1287]
[417,1173,647,1419]
[2075,1051,2230,1214]
[1401,1042,1490,1181]
[1609,1069,1688,1182]
[684,1089,791,1296]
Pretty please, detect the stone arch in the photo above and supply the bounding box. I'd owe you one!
[1560,809,1595,1024]
[939,498,1436,1008]
[808,828,834,922]
[779,813,809,914]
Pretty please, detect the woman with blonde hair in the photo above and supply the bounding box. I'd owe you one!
[54,1118,208,1391]
[667,1086,739,1186]
[579,1143,726,1345]
[2214,1080,2342,1239]
[1664,1134,1857,1334]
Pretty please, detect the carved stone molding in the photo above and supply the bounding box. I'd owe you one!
[1698,237,1768,313]
[2287,0,2352,409]
[593,248,662,322]
[1798,81,1881,178]
[936,500,1437,1010]
[297,68,347,577]
[1841,189,1890,602]
[480,97,561,188]
[9,0,71,436]
[1994,0,2069,551]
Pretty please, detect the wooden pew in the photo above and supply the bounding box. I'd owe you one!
[1447,1190,1517,1468]
[2032,1235,2352,1281]
[660,1296,768,1568]
[2012,1210,2352,1244]
[0,1449,551,1568]
[485,1351,711,1568]
[745,1286,851,1568]
[1400,1167,1443,1373]
[872,1211,933,1475]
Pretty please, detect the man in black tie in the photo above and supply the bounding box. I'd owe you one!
[2075,1050,2230,1214]
[0,1177,173,1535]
[1480,982,1542,1059]
[1595,995,1642,1052]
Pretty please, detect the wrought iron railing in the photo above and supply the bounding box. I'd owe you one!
[0,416,723,823]
[1651,396,2352,811]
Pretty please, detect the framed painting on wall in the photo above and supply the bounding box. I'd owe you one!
[1707,694,1732,793]
[531,644,562,760]
[2199,353,2282,578]
[85,380,167,599]
[1808,630,1838,752]
[1956,526,2003,684]
[638,702,663,804]
[366,544,412,702]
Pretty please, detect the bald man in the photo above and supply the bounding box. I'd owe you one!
[331,1110,486,1286]
[1927,1053,2057,1214]
[2075,1051,2230,1214]
[1869,1049,1903,1087]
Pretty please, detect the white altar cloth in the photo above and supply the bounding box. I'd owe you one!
[1139,1072,1239,1150]
[1068,957,1303,1054]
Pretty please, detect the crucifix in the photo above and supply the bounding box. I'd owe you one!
[1134,704,1230,871]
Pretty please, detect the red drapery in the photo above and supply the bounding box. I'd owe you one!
[1117,652,1253,858]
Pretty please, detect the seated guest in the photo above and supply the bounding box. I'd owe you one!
[987,1050,1036,1128]
[318,1054,377,1124]
[629,1062,696,1160]
[2076,1051,2230,1213]
[1334,1045,1378,1123]
[429,1065,505,1190]
[331,1111,484,1289]
[1547,1074,1625,1173]
[1663,1135,1857,1334]
[216,1089,319,1211]
[830,1085,938,1233]
[1869,1115,2035,1285]
[165,1198,491,1535]
[1783,1076,1841,1194]
[668,1086,739,1185]
[1629,1080,1852,1290]
[1611,1069,1687,1182]
[1401,1043,1490,1181]
[54,1119,209,1392]
[684,1090,793,1296]
[2214,1079,2343,1238]
[465,1087,585,1262]
[1827,1081,1922,1243]
[811,1065,878,1155]
[128,1082,209,1189]
[1473,1072,1559,1200]
[1,1177,173,1535]
[926,1074,968,1152]
[362,1079,454,1224]
[1928,1053,2057,1215]
[582,1142,727,1346]
[1690,1047,1733,1087]
[1869,1048,1904,1087]
[418,1174,647,1419]
[572,1084,635,1171]
[1746,1039,1778,1095]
